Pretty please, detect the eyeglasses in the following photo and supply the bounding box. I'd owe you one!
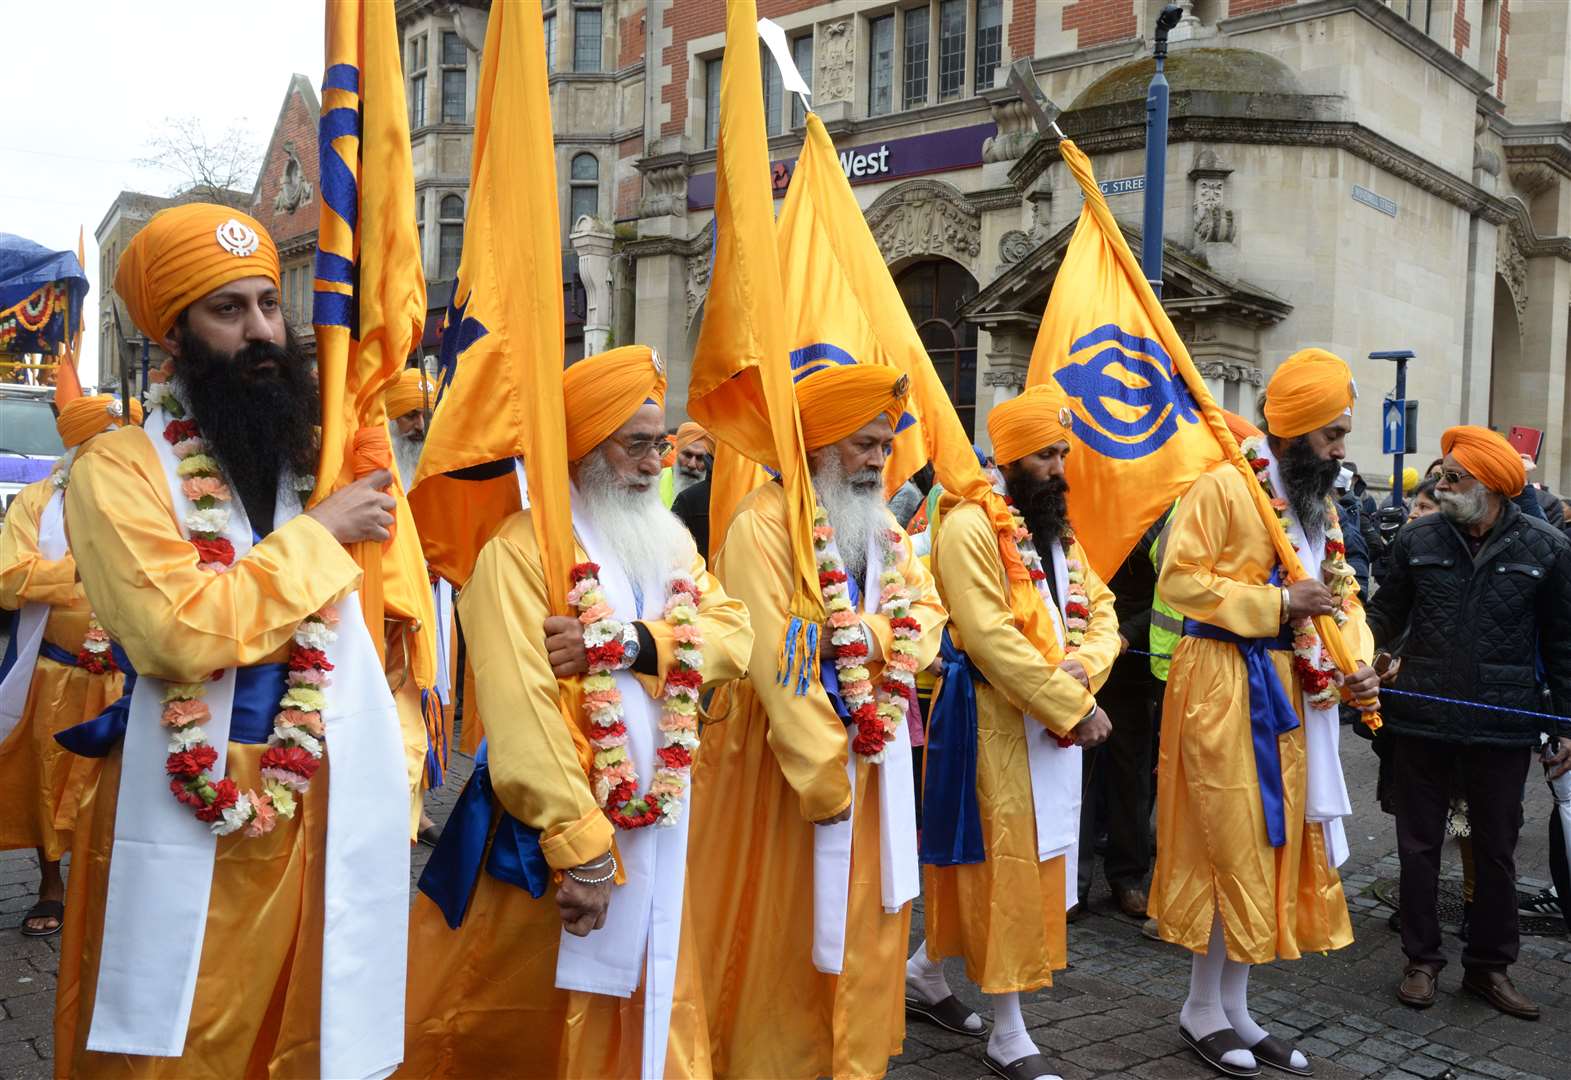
[614,436,673,461]
[1438,468,1474,486]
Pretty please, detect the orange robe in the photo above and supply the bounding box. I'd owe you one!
[0,478,122,858]
[921,501,1118,993]
[688,483,946,1080]
[54,427,361,1079]
[398,511,752,1079]
[1149,462,1372,963]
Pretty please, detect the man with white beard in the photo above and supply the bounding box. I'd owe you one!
[384,368,434,491]
[689,363,947,1080]
[660,421,713,507]
[400,345,752,1079]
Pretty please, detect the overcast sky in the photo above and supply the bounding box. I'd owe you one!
[2,0,325,384]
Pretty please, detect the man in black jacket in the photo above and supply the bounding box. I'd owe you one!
[1366,426,1571,1020]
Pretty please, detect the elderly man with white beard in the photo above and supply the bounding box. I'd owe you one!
[385,368,434,491]
[689,363,947,1080]
[400,345,752,1079]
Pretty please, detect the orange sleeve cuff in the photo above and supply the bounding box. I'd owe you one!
[539,806,615,871]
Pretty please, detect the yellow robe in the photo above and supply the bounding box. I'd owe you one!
[922,501,1119,993]
[688,483,946,1080]
[54,427,362,1080]
[1149,462,1374,964]
[399,510,752,1080]
[0,478,123,859]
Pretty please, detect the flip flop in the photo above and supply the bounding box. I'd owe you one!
[19,899,63,938]
[983,1051,1060,1080]
[1180,1025,1260,1079]
[905,993,987,1036]
[1250,1034,1312,1077]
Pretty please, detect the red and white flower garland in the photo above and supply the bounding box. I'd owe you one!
[812,509,923,763]
[569,561,704,830]
[1008,505,1092,747]
[51,453,118,676]
[149,381,334,837]
[1241,436,1359,713]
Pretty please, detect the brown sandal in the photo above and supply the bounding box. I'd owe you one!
[20,899,63,938]
[1180,1025,1261,1078]
[905,993,987,1036]
[984,1052,1059,1080]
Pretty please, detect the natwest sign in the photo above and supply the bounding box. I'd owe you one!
[687,122,996,211]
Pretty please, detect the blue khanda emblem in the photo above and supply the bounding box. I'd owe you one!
[1052,324,1200,460]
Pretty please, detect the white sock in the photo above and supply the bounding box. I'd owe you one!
[1222,960,1307,1071]
[987,992,1059,1078]
[1178,916,1256,1072]
[906,942,984,1033]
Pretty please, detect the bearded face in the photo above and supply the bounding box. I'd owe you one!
[171,317,318,527]
[1274,435,1342,539]
[1436,484,1491,528]
[810,451,886,586]
[1002,464,1071,547]
[575,447,693,591]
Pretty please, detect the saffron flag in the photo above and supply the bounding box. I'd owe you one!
[54,227,85,406]
[1026,138,1371,702]
[689,0,823,680]
[312,0,432,683]
[409,0,572,620]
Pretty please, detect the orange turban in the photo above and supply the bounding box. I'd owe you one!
[563,345,667,461]
[1263,348,1356,438]
[114,203,281,343]
[988,384,1072,465]
[1441,425,1526,497]
[673,421,714,457]
[795,365,910,451]
[1222,409,1262,445]
[384,368,436,419]
[57,394,143,450]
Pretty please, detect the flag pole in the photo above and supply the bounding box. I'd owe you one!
[1141,5,1183,299]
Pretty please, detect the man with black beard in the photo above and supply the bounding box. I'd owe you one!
[905,383,1116,1080]
[1151,348,1380,1078]
[1367,425,1571,1019]
[57,203,406,1077]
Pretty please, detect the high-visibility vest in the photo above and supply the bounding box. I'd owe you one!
[1148,502,1182,681]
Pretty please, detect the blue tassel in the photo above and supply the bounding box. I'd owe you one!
[778,616,802,689]
[797,622,819,696]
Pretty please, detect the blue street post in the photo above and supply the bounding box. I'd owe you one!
[1142,6,1184,298]
[1372,349,1415,512]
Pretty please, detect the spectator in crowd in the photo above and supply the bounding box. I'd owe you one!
[1366,426,1571,1020]
[1335,464,1372,596]
[1346,460,1377,516]
[1519,454,1565,529]
[670,452,714,558]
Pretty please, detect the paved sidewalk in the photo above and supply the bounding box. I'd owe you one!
[3,738,1567,1079]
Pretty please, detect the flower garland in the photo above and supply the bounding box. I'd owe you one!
[49,451,118,676]
[151,381,334,837]
[812,509,923,763]
[1241,436,1358,712]
[1007,504,1092,747]
[570,562,704,829]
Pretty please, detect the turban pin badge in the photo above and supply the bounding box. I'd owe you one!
[215,219,260,258]
[105,399,124,419]
[892,374,910,399]
[650,347,666,376]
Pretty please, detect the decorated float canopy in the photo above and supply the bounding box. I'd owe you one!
[0,233,88,357]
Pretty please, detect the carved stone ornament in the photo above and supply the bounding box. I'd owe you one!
[1193,179,1234,245]
[982,366,1027,392]
[817,20,853,103]
[1497,222,1528,321]
[865,180,981,271]
[1195,359,1263,387]
[997,229,1034,268]
[274,141,314,215]
[982,99,1035,164]
[685,221,715,328]
[639,161,688,219]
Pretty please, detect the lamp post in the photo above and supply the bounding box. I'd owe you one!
[1142,5,1184,299]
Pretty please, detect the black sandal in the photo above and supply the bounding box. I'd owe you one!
[984,1052,1058,1080]
[1251,1034,1311,1076]
[19,899,63,938]
[905,992,987,1036]
[1180,1025,1261,1078]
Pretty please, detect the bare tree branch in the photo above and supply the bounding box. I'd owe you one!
[136,115,262,208]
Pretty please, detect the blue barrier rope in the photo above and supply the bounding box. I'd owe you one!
[1125,647,1571,727]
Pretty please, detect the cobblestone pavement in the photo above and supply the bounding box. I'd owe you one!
[2,737,1567,1079]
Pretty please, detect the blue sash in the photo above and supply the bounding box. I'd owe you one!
[918,629,986,866]
[56,659,285,757]
[1181,619,1298,848]
[0,622,17,684]
[417,738,550,930]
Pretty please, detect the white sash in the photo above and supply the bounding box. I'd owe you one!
[0,489,65,746]
[1023,539,1084,908]
[87,412,409,1079]
[432,579,454,706]
[811,532,921,975]
[553,489,688,1080]
[1263,449,1352,869]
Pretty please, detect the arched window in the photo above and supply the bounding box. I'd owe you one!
[438,194,465,282]
[895,259,979,437]
[569,153,599,225]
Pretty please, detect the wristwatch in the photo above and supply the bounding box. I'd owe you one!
[618,622,641,669]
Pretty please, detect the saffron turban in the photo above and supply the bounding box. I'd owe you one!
[1263,348,1356,438]
[563,345,667,461]
[673,421,714,457]
[384,369,436,419]
[57,394,143,450]
[988,384,1072,466]
[794,365,910,451]
[114,204,281,344]
[1441,425,1526,497]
